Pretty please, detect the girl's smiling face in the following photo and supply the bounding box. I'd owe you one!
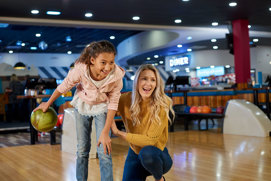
[137,69,157,100]
[90,52,115,80]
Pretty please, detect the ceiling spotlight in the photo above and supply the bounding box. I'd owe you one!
[210,65,215,68]
[66,36,72,42]
[30,47,37,50]
[211,39,217,42]
[110,36,115,40]
[187,48,192,52]
[154,55,159,58]
[132,16,140,21]
[248,25,251,29]
[212,22,219,26]
[174,19,182,23]
[9,50,13,54]
[35,33,41,37]
[213,46,218,49]
[187,36,192,40]
[253,38,259,42]
[225,65,231,68]
[31,10,39,14]
[269,7,271,11]
[67,51,72,54]
[177,44,182,48]
[21,43,25,46]
[159,61,164,64]
[85,13,93,17]
[146,57,151,60]
[196,67,200,69]
[229,2,237,7]
[182,0,190,1]
[46,11,61,15]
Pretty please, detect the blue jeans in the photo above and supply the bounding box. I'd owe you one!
[75,109,113,181]
[123,146,173,181]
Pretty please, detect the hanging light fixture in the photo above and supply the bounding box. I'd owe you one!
[70,62,74,69]
[14,62,26,70]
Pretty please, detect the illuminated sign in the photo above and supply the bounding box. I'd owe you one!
[165,55,190,71]
[196,66,225,77]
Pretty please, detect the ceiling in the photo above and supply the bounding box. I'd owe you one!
[1,0,271,65]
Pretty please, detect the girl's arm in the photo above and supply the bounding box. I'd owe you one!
[97,109,116,155]
[33,89,62,112]
[112,109,168,147]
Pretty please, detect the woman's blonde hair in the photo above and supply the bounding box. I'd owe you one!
[130,64,175,125]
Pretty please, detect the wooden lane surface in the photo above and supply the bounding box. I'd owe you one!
[1,131,271,181]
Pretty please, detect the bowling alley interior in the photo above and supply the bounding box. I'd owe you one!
[1,0,271,181]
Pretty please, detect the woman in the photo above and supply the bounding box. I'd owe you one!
[111,64,174,181]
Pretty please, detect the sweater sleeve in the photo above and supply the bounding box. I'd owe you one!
[107,78,123,111]
[57,64,82,93]
[125,108,168,147]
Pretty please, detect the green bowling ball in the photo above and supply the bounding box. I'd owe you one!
[31,107,58,132]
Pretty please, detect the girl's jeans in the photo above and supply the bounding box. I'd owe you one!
[123,146,172,181]
[75,109,113,181]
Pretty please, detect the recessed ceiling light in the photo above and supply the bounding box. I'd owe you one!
[196,67,200,69]
[9,50,13,54]
[177,44,182,48]
[211,39,217,42]
[30,47,37,50]
[154,55,159,58]
[248,25,251,29]
[132,16,140,21]
[146,57,151,60]
[213,46,218,49]
[110,36,115,40]
[269,61,271,64]
[269,7,271,11]
[31,10,39,14]
[66,36,72,42]
[212,22,219,26]
[253,38,259,42]
[35,33,41,37]
[46,11,61,15]
[182,0,190,2]
[229,2,237,7]
[225,65,231,68]
[210,65,215,68]
[159,61,164,64]
[187,48,192,52]
[174,19,182,23]
[85,13,93,18]
[187,36,192,40]
[21,43,25,46]
[67,51,72,54]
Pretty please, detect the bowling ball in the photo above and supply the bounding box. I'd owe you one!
[216,106,225,114]
[184,106,190,113]
[56,114,64,127]
[190,106,198,113]
[197,106,203,113]
[202,105,211,114]
[31,107,58,132]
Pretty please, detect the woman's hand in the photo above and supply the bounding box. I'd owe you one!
[111,121,119,136]
[97,131,112,155]
[33,102,50,112]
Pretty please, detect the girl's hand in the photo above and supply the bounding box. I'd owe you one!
[33,102,50,112]
[97,131,112,155]
[111,121,119,136]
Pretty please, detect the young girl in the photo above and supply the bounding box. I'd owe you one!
[111,64,174,181]
[34,40,125,181]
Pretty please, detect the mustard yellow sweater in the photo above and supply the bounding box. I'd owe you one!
[118,92,169,154]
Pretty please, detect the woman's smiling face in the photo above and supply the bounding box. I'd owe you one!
[137,69,157,100]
